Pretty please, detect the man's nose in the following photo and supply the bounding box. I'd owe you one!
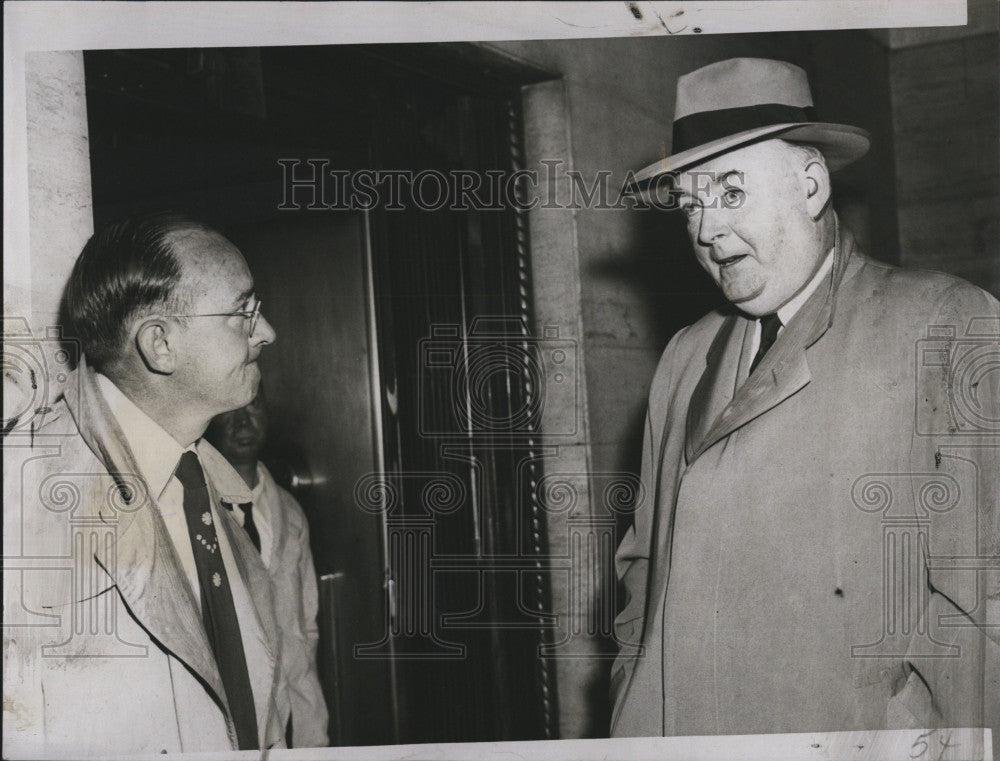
[697,204,729,247]
[252,314,277,346]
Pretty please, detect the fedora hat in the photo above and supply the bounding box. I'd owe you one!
[632,57,870,188]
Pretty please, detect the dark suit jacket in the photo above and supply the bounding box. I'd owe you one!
[610,222,1000,736]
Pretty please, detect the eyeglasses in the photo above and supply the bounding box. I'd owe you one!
[164,297,263,338]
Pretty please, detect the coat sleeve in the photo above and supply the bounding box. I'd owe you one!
[609,333,683,730]
[903,281,1000,731]
[608,409,655,711]
[280,489,329,747]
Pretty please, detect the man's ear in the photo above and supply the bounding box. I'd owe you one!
[134,318,177,375]
[803,159,832,219]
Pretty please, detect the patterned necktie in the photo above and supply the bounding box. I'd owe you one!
[175,451,259,750]
[221,500,262,553]
[750,313,782,375]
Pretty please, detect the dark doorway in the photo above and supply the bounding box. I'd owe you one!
[84,42,558,745]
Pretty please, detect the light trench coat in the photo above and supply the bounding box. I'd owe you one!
[610,225,1000,737]
[3,361,285,756]
[258,467,329,748]
[207,459,329,748]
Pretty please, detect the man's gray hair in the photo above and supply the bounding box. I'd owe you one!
[64,212,212,371]
[778,140,827,168]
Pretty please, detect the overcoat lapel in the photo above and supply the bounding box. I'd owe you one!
[221,520,278,655]
[198,443,279,662]
[199,444,282,741]
[214,495,279,662]
[64,361,229,710]
[685,221,858,462]
[684,313,752,464]
[215,506,279,732]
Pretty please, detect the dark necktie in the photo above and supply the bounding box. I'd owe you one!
[221,500,262,553]
[749,313,782,375]
[175,451,259,750]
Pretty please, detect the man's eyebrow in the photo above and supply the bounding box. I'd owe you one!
[231,286,255,308]
[717,169,743,185]
[676,168,741,196]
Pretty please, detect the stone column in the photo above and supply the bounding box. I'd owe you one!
[4,51,93,425]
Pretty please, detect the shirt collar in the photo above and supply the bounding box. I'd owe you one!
[210,459,269,521]
[776,248,834,327]
[250,462,266,503]
[247,462,275,524]
[197,440,254,506]
[95,373,189,500]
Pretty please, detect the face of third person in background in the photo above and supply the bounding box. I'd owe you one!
[671,139,830,317]
[206,390,268,470]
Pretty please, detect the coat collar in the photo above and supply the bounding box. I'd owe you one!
[63,360,277,731]
[684,218,861,463]
[684,313,749,463]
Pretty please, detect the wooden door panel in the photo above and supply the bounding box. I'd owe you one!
[228,213,394,746]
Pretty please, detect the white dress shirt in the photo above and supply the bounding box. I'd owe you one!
[95,374,273,745]
[96,373,204,599]
[749,249,835,358]
[222,462,275,567]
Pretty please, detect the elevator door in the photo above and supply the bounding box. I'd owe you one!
[227,213,393,746]
[84,42,556,746]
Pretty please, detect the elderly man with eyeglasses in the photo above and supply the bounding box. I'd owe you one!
[3,212,285,755]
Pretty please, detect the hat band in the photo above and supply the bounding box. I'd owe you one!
[672,103,818,155]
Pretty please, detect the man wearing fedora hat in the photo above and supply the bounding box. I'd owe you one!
[611,58,999,737]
